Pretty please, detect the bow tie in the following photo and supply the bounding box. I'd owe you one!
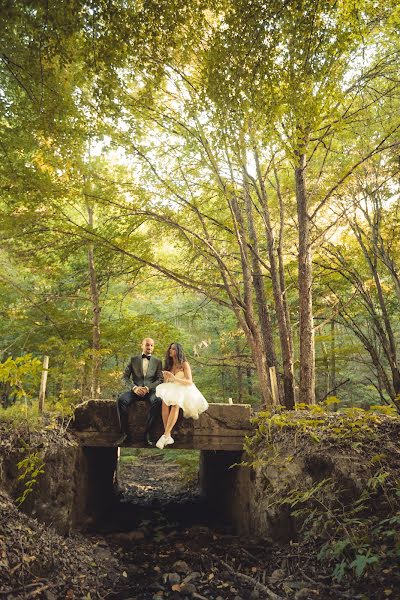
[142,354,151,360]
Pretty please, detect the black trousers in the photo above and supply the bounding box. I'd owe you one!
[116,389,161,440]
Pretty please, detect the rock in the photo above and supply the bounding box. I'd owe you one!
[128,528,146,541]
[95,546,112,560]
[125,565,140,576]
[171,584,182,592]
[283,580,311,591]
[295,588,316,599]
[220,570,231,579]
[163,572,181,585]
[173,559,191,574]
[250,590,260,599]
[181,583,197,594]
[268,568,286,584]
[182,571,201,584]
[234,596,243,600]
[149,583,166,592]
[107,532,124,545]
[190,525,211,535]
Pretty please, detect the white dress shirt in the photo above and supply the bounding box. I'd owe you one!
[142,356,149,376]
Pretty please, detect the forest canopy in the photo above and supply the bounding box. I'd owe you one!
[1,0,400,412]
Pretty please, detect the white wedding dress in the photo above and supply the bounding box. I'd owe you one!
[156,371,209,419]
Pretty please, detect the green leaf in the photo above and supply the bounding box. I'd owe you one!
[350,552,379,578]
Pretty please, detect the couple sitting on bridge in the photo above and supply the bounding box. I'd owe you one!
[116,337,209,449]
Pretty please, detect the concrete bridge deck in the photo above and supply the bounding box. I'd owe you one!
[69,399,253,451]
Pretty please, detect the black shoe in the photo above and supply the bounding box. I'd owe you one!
[144,432,154,446]
[114,433,127,446]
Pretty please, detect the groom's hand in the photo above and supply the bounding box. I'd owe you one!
[134,386,147,396]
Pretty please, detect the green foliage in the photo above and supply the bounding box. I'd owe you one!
[16,449,45,506]
[0,355,42,408]
[0,402,42,428]
[1,0,400,415]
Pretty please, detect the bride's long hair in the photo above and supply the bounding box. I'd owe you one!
[164,343,186,371]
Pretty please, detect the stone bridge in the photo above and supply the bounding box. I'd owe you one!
[69,399,252,450]
[66,400,255,533]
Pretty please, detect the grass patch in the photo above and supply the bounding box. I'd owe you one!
[119,447,200,481]
[162,449,200,482]
[119,447,156,463]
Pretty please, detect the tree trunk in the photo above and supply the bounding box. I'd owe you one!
[295,153,315,404]
[229,193,272,407]
[242,169,277,370]
[87,205,101,399]
[329,320,336,393]
[221,364,226,399]
[252,148,295,408]
[246,367,253,400]
[321,342,329,399]
[275,163,295,360]
[235,338,243,403]
[330,321,338,410]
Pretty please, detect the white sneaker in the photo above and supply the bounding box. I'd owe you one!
[156,435,167,449]
[165,435,174,446]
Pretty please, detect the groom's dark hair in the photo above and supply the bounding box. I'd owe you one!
[164,342,186,370]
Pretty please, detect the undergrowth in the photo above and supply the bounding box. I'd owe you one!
[16,446,45,506]
[245,401,400,586]
[0,401,74,433]
[0,405,73,508]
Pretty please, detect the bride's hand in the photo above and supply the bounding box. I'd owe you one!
[162,371,174,382]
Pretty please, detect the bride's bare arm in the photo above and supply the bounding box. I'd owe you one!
[171,361,193,385]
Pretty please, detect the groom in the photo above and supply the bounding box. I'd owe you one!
[116,337,163,446]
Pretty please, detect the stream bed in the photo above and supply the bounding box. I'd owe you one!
[88,451,346,600]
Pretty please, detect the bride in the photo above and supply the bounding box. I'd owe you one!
[155,342,208,449]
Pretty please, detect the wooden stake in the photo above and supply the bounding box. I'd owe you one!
[269,366,279,406]
[39,355,49,413]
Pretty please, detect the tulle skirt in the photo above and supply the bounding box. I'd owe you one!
[156,382,209,420]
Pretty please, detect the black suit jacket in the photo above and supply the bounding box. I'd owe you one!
[122,354,163,391]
